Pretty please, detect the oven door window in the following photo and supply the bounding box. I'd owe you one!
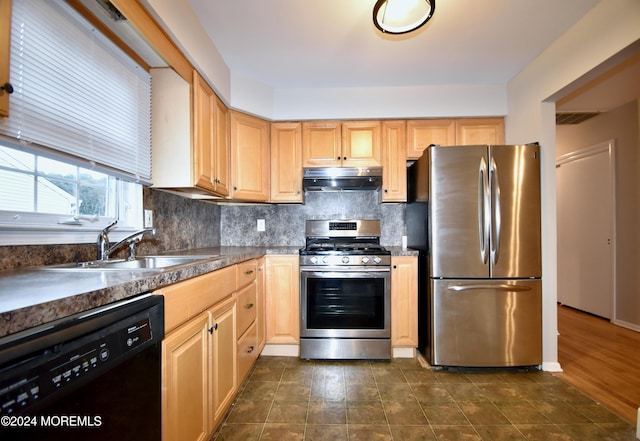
[306,275,386,330]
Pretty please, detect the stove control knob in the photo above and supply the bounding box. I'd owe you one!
[322,256,330,264]
[361,257,370,264]
[341,256,350,264]
[373,257,382,264]
[310,257,318,264]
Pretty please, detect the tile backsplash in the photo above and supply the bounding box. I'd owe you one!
[0,189,404,272]
[220,191,404,247]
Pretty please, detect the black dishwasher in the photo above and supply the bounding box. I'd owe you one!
[0,294,164,441]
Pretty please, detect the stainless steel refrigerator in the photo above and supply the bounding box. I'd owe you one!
[406,144,542,367]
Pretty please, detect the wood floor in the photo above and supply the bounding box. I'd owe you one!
[556,304,640,424]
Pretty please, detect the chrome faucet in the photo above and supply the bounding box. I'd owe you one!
[97,220,156,261]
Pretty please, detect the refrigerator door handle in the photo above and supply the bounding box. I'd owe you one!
[478,157,490,264]
[448,284,532,292]
[490,156,502,266]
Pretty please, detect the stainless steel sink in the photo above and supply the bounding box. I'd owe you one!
[39,255,220,272]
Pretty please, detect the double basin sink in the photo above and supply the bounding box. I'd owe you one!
[40,255,221,272]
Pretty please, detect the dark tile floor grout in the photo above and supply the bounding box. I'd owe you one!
[213,356,637,441]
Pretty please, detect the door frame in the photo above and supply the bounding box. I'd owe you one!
[556,139,617,323]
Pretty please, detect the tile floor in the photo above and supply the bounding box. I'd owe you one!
[213,356,637,441]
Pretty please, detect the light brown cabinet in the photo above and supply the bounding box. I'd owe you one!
[235,259,259,382]
[208,297,237,429]
[158,267,238,441]
[0,0,12,119]
[391,256,418,348]
[270,122,303,203]
[265,255,300,345]
[230,110,270,201]
[406,118,504,159]
[151,67,230,198]
[256,257,266,352]
[406,119,455,159]
[341,120,382,167]
[455,117,505,145]
[302,120,382,168]
[162,312,209,441]
[380,120,407,202]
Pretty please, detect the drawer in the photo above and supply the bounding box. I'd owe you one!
[189,265,236,315]
[236,282,257,337]
[237,321,258,382]
[236,259,257,289]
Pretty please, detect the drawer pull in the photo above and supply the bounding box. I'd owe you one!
[247,346,255,353]
[244,303,254,309]
[244,270,254,275]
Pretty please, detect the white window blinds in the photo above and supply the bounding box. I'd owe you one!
[0,0,151,184]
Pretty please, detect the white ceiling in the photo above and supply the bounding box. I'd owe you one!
[187,0,600,90]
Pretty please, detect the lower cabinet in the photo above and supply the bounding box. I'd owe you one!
[391,256,418,348]
[265,255,300,345]
[162,313,210,441]
[208,297,237,429]
[162,296,237,441]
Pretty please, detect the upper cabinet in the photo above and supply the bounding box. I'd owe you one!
[302,121,382,168]
[406,119,455,160]
[341,120,382,168]
[302,121,342,167]
[406,118,504,159]
[0,0,12,119]
[271,122,303,203]
[151,68,230,198]
[380,120,406,202]
[455,118,505,145]
[230,111,270,202]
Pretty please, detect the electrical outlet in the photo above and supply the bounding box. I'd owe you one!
[144,209,153,228]
[257,219,265,232]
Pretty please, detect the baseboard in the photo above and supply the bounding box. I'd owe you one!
[260,344,299,357]
[541,361,563,372]
[392,347,416,358]
[612,319,640,333]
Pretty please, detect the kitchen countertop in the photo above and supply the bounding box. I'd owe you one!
[0,246,418,338]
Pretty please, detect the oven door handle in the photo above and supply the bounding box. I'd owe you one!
[300,267,390,274]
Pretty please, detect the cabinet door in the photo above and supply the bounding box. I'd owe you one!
[193,70,216,192]
[381,120,407,202]
[265,255,300,344]
[271,122,303,202]
[406,119,455,159]
[0,0,11,118]
[213,94,230,197]
[302,121,341,167]
[455,118,504,145]
[208,296,237,429]
[162,313,210,441]
[391,256,418,347]
[230,111,270,201]
[341,120,382,167]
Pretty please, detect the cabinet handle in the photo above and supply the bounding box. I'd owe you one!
[384,189,388,193]
[245,270,254,275]
[1,83,13,94]
[336,156,340,160]
[208,323,218,334]
[247,346,255,353]
[393,265,397,269]
[233,186,237,191]
[244,303,254,309]
[343,157,347,160]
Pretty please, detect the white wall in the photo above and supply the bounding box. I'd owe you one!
[507,0,640,371]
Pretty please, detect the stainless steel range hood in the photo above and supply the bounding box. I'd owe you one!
[303,167,382,192]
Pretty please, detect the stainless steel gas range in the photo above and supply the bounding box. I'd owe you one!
[299,220,391,360]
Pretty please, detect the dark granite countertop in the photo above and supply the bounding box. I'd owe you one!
[0,246,418,338]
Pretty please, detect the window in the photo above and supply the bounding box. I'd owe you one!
[0,0,150,245]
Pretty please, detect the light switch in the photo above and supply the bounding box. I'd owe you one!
[144,210,153,228]
[257,219,265,232]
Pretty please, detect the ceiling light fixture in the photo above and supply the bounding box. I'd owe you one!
[373,0,435,34]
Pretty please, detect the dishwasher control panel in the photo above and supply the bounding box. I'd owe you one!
[0,315,154,416]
